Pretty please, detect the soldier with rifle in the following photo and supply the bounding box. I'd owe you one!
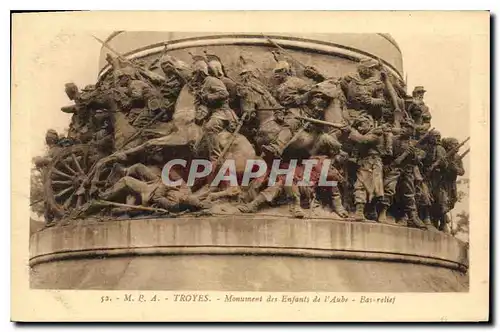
[235,56,292,157]
[62,83,101,144]
[204,50,240,112]
[378,120,431,229]
[346,114,385,221]
[189,53,239,161]
[340,58,387,122]
[407,86,432,138]
[429,137,467,232]
[419,129,448,230]
[377,59,409,128]
[269,53,311,151]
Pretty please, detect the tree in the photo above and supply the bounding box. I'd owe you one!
[451,210,469,241]
[30,167,45,217]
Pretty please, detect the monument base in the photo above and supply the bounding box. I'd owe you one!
[29,215,469,292]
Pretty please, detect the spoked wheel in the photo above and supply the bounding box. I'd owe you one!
[44,145,100,219]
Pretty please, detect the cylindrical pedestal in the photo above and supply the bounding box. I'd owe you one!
[30,216,469,292]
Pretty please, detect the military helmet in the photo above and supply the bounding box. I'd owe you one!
[442,137,459,150]
[429,129,442,141]
[204,50,222,64]
[204,50,226,77]
[159,54,192,76]
[64,82,79,100]
[413,86,427,95]
[159,54,177,66]
[45,129,59,144]
[189,53,209,75]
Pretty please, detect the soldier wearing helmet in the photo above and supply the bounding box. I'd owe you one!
[158,54,192,100]
[378,119,428,229]
[204,50,239,112]
[33,129,62,170]
[340,58,387,121]
[419,129,450,231]
[190,53,238,160]
[433,137,466,233]
[407,86,432,138]
[347,114,386,222]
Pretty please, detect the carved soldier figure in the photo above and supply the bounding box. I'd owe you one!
[378,120,428,229]
[420,130,449,230]
[125,79,167,127]
[407,86,432,138]
[237,169,306,219]
[340,58,387,122]
[190,54,238,159]
[297,152,349,218]
[301,81,348,156]
[236,56,291,156]
[269,53,328,156]
[91,110,114,156]
[273,61,306,119]
[204,51,240,112]
[158,54,192,102]
[62,83,95,143]
[99,162,206,213]
[436,137,466,232]
[33,129,63,170]
[346,114,385,221]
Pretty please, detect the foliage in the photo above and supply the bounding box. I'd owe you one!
[451,210,469,240]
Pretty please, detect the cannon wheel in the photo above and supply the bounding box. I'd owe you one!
[43,144,99,219]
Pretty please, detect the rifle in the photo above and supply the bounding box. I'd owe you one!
[392,127,435,166]
[262,34,306,69]
[213,110,253,167]
[377,58,409,127]
[96,200,171,214]
[458,148,470,160]
[294,115,347,129]
[427,136,470,173]
[148,42,169,70]
[90,34,166,84]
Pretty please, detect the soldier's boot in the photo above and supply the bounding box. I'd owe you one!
[421,208,438,231]
[396,216,408,227]
[378,205,397,225]
[406,210,427,230]
[238,194,267,213]
[377,205,388,223]
[290,199,305,219]
[354,203,365,221]
[332,195,348,218]
[438,215,451,233]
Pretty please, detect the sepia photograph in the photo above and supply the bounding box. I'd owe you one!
[11,11,490,322]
